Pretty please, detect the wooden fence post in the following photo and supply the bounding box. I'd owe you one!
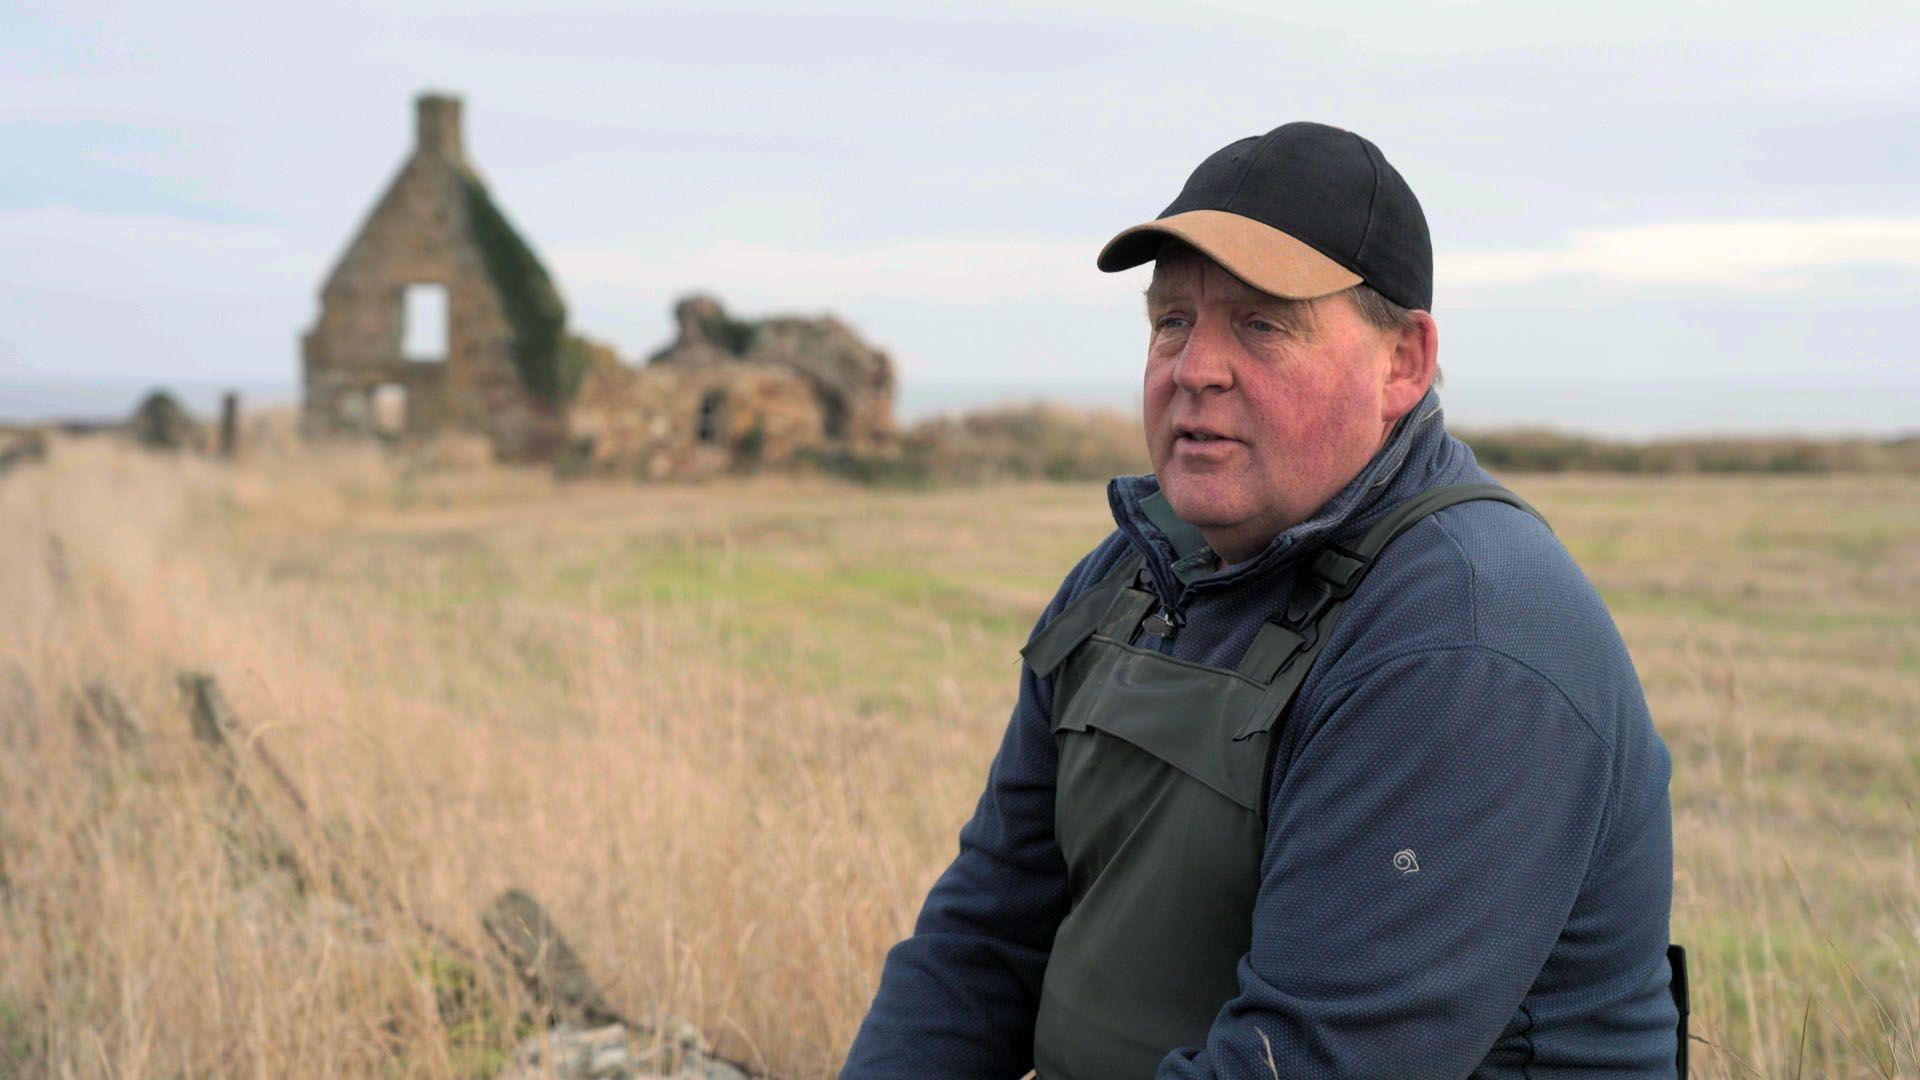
[178,671,314,891]
[74,681,147,751]
[176,671,502,981]
[482,888,627,1029]
[219,392,240,458]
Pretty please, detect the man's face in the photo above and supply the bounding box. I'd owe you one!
[1142,250,1415,564]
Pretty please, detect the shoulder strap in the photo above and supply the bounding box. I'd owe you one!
[1235,483,1548,739]
[1023,484,1546,695]
[1350,482,1548,558]
[1019,551,1149,678]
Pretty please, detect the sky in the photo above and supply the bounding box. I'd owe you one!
[3,0,1917,434]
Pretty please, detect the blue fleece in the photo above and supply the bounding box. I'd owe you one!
[842,391,1678,1078]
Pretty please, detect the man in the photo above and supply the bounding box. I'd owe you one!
[843,122,1680,1078]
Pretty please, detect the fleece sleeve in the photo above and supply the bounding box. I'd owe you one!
[1157,644,1616,1079]
[840,554,1106,1079]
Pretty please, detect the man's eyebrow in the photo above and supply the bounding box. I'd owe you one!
[1141,274,1319,329]
[1251,294,1319,331]
[1142,280,1182,315]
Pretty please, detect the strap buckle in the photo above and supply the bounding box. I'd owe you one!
[1139,607,1183,641]
[1130,566,1182,642]
[1310,543,1370,593]
[1279,544,1370,627]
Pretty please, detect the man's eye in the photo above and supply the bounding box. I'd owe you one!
[1247,318,1283,334]
[1155,315,1190,331]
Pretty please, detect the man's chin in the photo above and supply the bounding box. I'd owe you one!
[1156,478,1246,531]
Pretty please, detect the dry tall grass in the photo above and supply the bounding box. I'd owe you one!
[1,436,1914,1078]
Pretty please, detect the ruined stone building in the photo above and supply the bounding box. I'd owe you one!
[302,93,895,476]
[302,94,571,458]
[566,295,896,478]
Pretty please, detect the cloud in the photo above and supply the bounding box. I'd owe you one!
[554,216,1920,312]
[552,238,1144,309]
[12,206,1917,320]
[0,207,316,379]
[8,203,1915,389]
[0,207,309,295]
[1440,217,1920,293]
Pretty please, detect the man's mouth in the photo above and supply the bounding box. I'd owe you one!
[1176,426,1237,444]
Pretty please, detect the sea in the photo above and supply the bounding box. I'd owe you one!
[2,374,1913,441]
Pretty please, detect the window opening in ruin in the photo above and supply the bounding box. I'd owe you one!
[696,390,728,445]
[371,383,408,437]
[401,283,449,361]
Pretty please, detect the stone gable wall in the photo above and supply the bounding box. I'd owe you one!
[301,95,563,460]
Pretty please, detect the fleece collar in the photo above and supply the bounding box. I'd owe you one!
[1107,386,1452,609]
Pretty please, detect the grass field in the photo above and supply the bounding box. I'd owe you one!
[1,437,1915,1078]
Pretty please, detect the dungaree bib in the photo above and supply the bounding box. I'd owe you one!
[1020,484,1546,1079]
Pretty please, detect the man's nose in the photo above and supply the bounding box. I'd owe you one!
[1172,312,1235,394]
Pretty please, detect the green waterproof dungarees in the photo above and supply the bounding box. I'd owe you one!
[1019,484,1548,1079]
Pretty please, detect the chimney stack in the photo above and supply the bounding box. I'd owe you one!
[415,93,463,160]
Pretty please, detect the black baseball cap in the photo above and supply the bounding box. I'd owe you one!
[1097,122,1433,311]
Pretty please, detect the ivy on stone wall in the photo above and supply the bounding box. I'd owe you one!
[703,309,760,357]
[458,173,576,404]
[554,335,596,403]
[644,305,762,364]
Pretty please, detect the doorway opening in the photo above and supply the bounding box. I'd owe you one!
[696,389,728,445]
[371,383,408,437]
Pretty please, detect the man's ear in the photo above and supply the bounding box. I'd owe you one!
[1381,311,1438,425]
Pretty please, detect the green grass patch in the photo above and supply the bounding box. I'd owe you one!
[0,997,35,1075]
